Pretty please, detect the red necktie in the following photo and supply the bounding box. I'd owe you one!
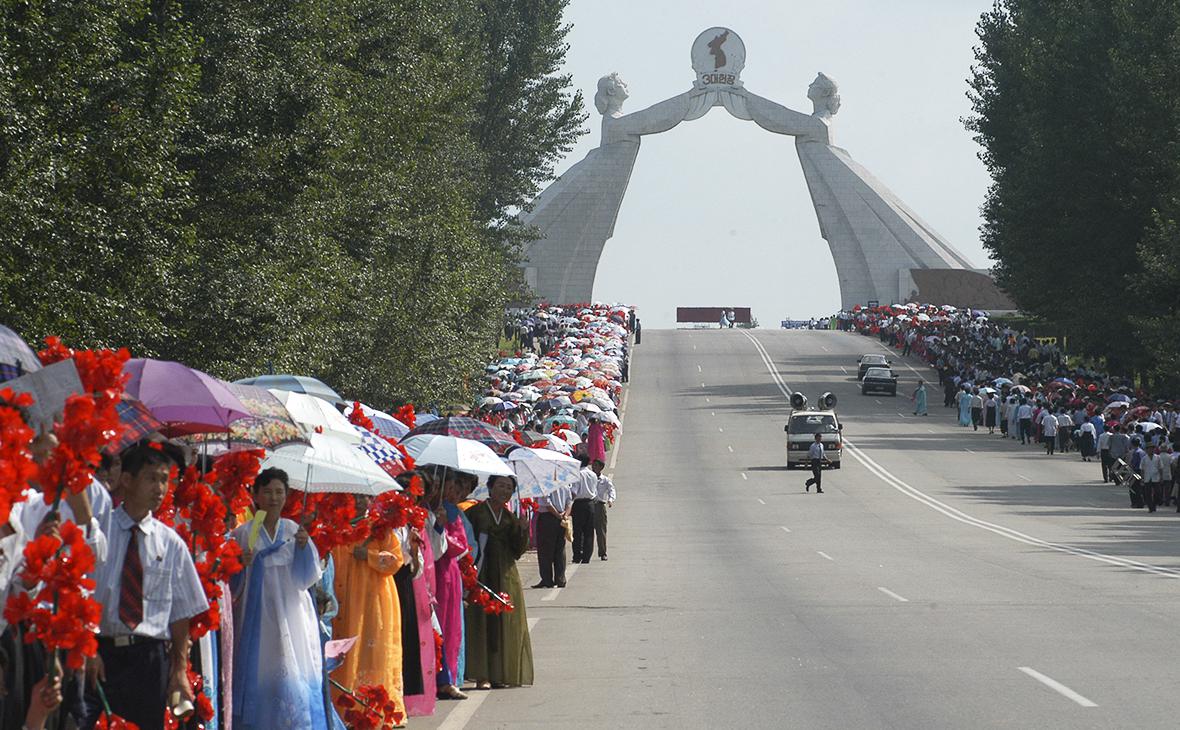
[119,527,144,630]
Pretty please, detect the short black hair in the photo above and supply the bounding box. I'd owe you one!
[120,443,175,477]
[253,467,289,493]
[578,454,590,467]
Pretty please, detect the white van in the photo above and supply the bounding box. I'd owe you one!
[784,410,843,469]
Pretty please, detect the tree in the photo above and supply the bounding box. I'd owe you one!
[965,0,1180,372]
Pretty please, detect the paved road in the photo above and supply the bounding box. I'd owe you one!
[424,329,1180,729]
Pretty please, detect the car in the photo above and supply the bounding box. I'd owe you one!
[861,367,899,396]
[857,353,890,380]
[784,410,842,469]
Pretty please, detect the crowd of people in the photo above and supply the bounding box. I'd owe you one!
[850,303,1180,512]
[0,302,633,730]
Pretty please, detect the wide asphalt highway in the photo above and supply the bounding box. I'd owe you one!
[424,329,1180,729]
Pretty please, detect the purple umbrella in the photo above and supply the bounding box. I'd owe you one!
[123,358,250,437]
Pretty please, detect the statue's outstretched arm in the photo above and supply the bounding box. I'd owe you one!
[611,89,706,138]
[741,90,825,138]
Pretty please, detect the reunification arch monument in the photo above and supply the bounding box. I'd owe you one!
[520,27,1005,310]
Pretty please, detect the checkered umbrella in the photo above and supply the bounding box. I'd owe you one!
[0,324,41,384]
[401,416,520,456]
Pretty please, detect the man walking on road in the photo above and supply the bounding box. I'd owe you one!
[570,455,598,563]
[592,459,615,561]
[804,434,825,494]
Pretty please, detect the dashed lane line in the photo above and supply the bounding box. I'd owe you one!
[817,551,834,561]
[877,586,909,602]
[1018,667,1098,707]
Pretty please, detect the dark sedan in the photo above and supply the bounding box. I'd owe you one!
[861,367,899,395]
[857,353,890,380]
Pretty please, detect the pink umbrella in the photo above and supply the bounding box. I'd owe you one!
[123,358,250,437]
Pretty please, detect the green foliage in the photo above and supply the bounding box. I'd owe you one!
[0,0,583,407]
[967,0,1180,377]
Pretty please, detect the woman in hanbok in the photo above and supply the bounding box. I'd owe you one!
[330,493,406,720]
[465,475,534,689]
[231,468,326,730]
[984,393,998,434]
[434,473,471,700]
[957,387,973,427]
[398,471,439,717]
[911,380,928,416]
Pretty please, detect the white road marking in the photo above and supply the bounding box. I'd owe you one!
[528,617,540,630]
[718,427,724,433]
[897,413,908,418]
[821,345,830,352]
[1018,474,1031,482]
[877,586,909,602]
[817,551,834,561]
[711,411,715,416]
[697,364,702,373]
[741,330,1180,580]
[438,690,490,729]
[964,448,975,454]
[875,399,882,405]
[780,526,791,533]
[705,397,711,403]
[701,382,706,388]
[727,445,734,453]
[692,344,697,350]
[840,366,848,374]
[927,429,935,434]
[541,562,579,602]
[1018,667,1098,707]
[741,472,748,480]
[757,498,766,505]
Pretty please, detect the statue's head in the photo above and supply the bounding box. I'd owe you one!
[595,73,630,116]
[807,72,840,118]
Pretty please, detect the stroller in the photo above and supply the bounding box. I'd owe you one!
[1110,458,1145,508]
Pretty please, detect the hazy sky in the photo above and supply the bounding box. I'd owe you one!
[553,0,994,328]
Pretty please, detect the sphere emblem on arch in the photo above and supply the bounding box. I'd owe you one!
[691,27,746,89]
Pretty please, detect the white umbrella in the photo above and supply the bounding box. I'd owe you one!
[592,411,620,426]
[344,402,409,440]
[400,434,513,477]
[272,389,362,444]
[471,447,581,499]
[573,402,602,413]
[540,433,573,455]
[262,432,400,495]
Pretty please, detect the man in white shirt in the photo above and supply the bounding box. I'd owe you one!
[1141,444,1164,512]
[804,434,825,494]
[82,444,208,730]
[570,456,598,564]
[1056,409,1074,453]
[591,459,615,561]
[1039,407,1059,455]
[534,482,571,588]
[1016,400,1034,445]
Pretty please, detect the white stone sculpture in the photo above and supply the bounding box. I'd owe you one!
[519,29,976,308]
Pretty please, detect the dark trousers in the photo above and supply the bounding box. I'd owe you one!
[971,407,982,431]
[81,638,169,730]
[1019,419,1032,444]
[571,499,595,563]
[535,512,566,585]
[805,459,823,491]
[593,501,608,557]
[1100,450,1113,481]
[1145,481,1159,511]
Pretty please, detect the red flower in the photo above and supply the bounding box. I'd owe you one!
[0,389,36,524]
[393,404,416,430]
[335,683,404,730]
[457,553,513,615]
[6,522,102,669]
[94,713,140,730]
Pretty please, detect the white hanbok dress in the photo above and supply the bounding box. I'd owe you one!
[230,518,326,730]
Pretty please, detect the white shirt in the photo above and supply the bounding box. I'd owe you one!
[1040,411,1058,436]
[541,484,572,514]
[21,478,111,563]
[0,503,25,635]
[1017,404,1033,420]
[808,442,825,460]
[93,507,208,640]
[1143,453,1165,482]
[1097,431,1112,450]
[1056,413,1073,429]
[571,468,598,500]
[594,475,616,504]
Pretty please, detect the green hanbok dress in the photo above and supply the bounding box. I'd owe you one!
[464,502,534,686]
